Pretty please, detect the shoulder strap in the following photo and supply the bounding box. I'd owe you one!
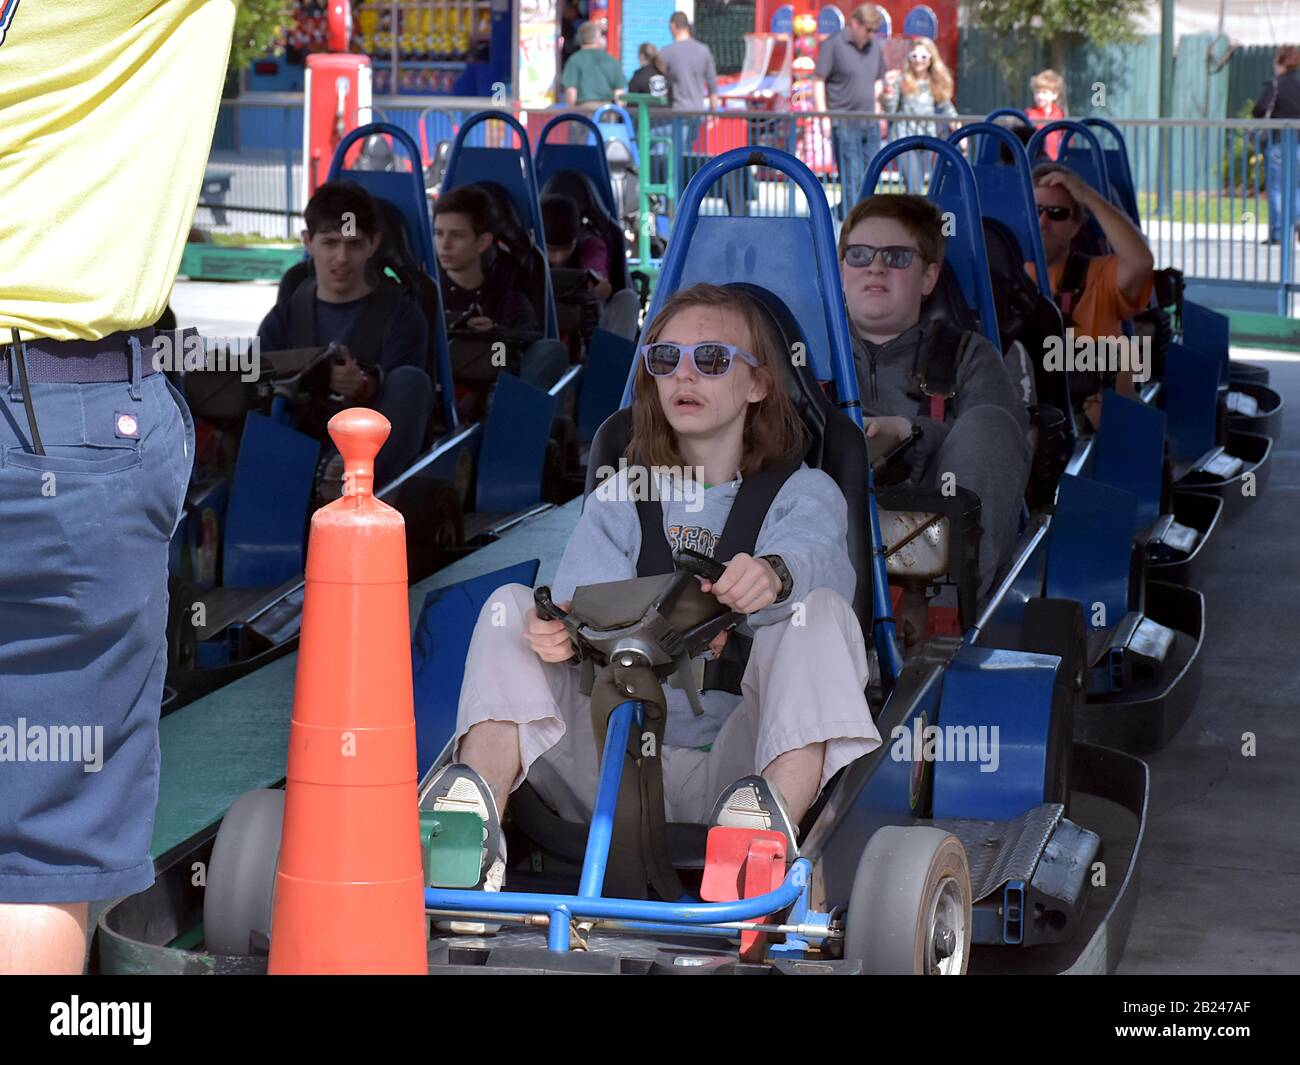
[912,321,968,422]
[287,277,317,349]
[633,449,804,694]
[1054,251,1090,327]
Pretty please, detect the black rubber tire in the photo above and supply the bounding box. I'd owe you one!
[541,437,565,504]
[398,477,464,576]
[165,575,197,673]
[203,789,284,957]
[843,826,972,974]
[1018,597,1085,812]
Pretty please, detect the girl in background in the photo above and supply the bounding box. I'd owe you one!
[881,37,958,193]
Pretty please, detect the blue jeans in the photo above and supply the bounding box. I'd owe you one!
[833,120,883,218]
[1266,138,1300,241]
[0,347,192,902]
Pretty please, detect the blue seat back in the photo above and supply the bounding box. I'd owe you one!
[222,413,319,588]
[949,121,1052,297]
[441,110,558,338]
[870,136,1003,351]
[535,112,621,219]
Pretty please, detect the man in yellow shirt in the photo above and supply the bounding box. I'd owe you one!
[0,1,237,974]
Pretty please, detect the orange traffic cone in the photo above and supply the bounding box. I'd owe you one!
[268,408,427,974]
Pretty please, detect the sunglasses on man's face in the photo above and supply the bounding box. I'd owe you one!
[1037,204,1074,222]
[640,341,760,378]
[842,244,921,269]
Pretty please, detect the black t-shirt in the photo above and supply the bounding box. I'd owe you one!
[439,265,537,332]
[629,64,668,98]
[257,283,428,375]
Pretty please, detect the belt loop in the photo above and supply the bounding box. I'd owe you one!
[127,334,143,401]
[7,331,23,402]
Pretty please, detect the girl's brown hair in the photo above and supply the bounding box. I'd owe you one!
[628,284,806,476]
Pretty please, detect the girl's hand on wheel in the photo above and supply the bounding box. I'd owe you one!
[524,602,575,662]
[700,553,781,614]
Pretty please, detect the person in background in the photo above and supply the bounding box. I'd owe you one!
[881,36,958,193]
[1028,163,1155,427]
[629,41,669,98]
[659,13,721,196]
[561,20,626,107]
[1253,45,1300,245]
[541,195,641,340]
[813,4,886,217]
[1026,69,1067,161]
[560,1,585,68]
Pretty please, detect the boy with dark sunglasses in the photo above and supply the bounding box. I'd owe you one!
[839,194,1030,627]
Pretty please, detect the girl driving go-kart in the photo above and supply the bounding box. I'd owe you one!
[424,283,883,912]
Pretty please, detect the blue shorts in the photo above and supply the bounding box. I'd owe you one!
[0,346,192,903]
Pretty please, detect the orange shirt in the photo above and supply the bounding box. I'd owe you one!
[1027,255,1153,339]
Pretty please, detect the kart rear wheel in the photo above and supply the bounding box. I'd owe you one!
[203,789,284,957]
[1018,598,1084,812]
[843,826,972,975]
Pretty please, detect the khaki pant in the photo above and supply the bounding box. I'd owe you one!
[454,584,882,824]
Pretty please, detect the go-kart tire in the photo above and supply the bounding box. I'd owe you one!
[843,826,972,975]
[553,415,579,471]
[541,437,565,504]
[165,575,197,673]
[203,789,284,957]
[397,478,464,574]
[1017,598,1084,812]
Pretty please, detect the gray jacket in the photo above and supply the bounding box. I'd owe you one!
[551,465,855,748]
[850,323,1030,479]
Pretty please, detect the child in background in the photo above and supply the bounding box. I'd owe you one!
[1026,69,1067,160]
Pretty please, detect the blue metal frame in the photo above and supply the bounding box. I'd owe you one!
[946,122,1053,298]
[591,104,639,166]
[326,121,457,431]
[976,108,1035,166]
[535,112,621,219]
[622,146,904,687]
[440,110,559,339]
[863,136,1003,353]
[424,699,822,951]
[1026,119,1114,202]
[1081,117,1142,226]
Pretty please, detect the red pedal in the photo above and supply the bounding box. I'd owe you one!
[700,827,788,963]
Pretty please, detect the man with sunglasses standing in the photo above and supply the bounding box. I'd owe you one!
[1029,163,1154,420]
[814,5,887,218]
[838,195,1030,638]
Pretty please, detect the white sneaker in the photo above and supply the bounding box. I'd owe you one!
[424,763,506,935]
[708,775,799,860]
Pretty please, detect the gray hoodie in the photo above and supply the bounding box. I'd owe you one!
[850,322,1030,479]
[551,464,855,748]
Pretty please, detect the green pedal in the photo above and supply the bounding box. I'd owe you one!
[420,810,486,889]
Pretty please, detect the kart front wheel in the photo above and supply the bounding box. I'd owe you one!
[842,826,972,975]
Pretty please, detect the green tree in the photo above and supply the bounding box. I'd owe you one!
[227,0,294,78]
[966,0,1148,95]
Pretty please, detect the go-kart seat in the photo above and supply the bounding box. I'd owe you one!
[508,284,871,873]
[540,170,630,294]
[469,181,550,334]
